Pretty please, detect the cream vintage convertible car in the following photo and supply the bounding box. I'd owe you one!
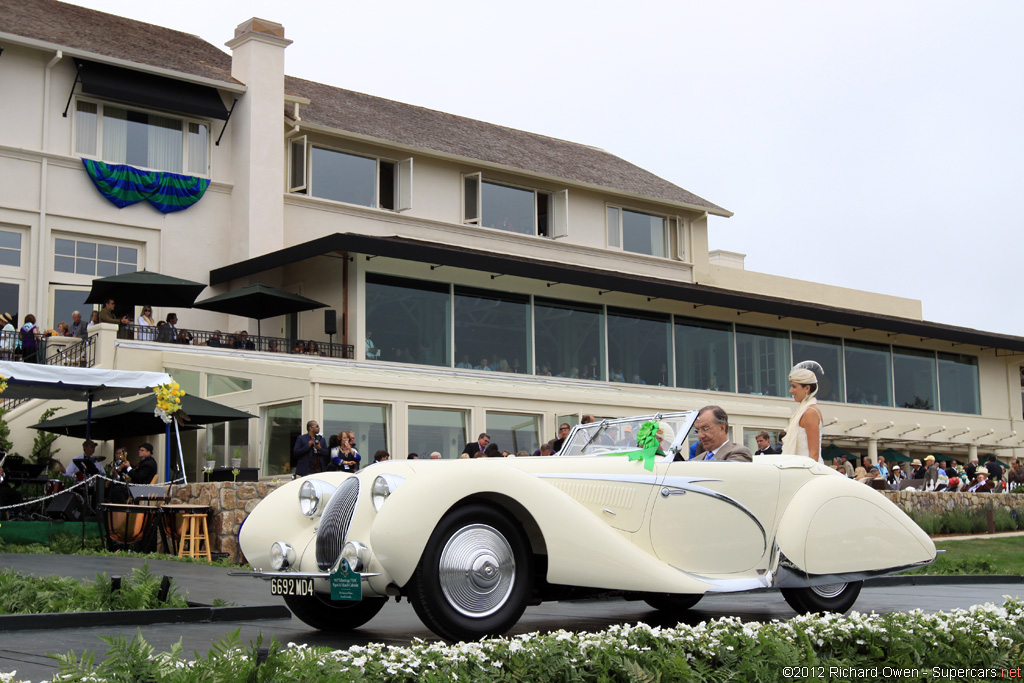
[235,411,935,641]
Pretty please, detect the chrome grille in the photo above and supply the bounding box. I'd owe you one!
[315,477,359,571]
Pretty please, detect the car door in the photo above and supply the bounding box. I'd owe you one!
[648,460,780,574]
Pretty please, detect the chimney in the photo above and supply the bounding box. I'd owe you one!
[225,18,292,260]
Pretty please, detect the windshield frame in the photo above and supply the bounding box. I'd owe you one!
[557,411,699,461]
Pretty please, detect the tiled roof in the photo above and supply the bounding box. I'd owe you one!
[286,76,729,214]
[1,0,728,213]
[0,0,234,84]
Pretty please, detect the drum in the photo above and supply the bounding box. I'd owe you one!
[44,479,65,496]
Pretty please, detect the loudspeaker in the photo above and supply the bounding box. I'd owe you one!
[46,492,82,521]
[324,309,337,336]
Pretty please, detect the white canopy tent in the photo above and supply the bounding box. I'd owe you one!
[0,362,179,478]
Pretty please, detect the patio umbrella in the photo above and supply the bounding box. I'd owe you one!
[85,270,207,307]
[192,283,327,335]
[877,447,913,464]
[30,393,254,441]
[821,443,853,461]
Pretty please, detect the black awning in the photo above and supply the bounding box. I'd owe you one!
[74,59,230,120]
[209,232,1024,353]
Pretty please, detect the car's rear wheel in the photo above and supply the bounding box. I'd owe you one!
[781,581,862,614]
[283,592,386,631]
[643,593,702,615]
[408,504,532,642]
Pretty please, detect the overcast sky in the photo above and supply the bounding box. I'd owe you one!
[73,0,1024,337]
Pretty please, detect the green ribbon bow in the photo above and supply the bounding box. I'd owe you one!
[601,420,661,471]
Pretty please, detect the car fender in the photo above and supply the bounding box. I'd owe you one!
[368,462,715,595]
[774,475,935,575]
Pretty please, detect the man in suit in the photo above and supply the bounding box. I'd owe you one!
[69,310,89,341]
[292,420,328,476]
[691,406,752,462]
[115,443,158,484]
[461,433,490,458]
[753,431,779,455]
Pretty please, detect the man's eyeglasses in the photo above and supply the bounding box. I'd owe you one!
[694,424,720,435]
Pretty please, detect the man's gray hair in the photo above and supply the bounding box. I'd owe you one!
[698,405,729,427]
[478,432,490,440]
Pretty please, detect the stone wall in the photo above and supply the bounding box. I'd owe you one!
[167,481,283,562]
[881,490,1023,517]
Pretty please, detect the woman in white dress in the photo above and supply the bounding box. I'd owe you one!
[136,306,156,341]
[780,362,823,461]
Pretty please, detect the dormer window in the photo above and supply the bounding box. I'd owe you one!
[290,140,412,212]
[606,206,669,258]
[74,100,209,176]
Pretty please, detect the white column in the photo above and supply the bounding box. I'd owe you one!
[867,438,878,466]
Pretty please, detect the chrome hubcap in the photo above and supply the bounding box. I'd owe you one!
[438,524,515,617]
[810,582,847,599]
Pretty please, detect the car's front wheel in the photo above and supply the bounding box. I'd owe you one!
[643,593,702,615]
[283,592,386,631]
[408,504,532,642]
[781,581,862,614]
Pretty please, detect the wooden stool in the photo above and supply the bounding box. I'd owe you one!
[177,513,212,561]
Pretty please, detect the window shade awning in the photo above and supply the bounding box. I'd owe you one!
[74,58,231,120]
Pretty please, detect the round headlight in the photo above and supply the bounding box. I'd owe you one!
[341,541,368,572]
[371,474,406,512]
[298,479,336,517]
[270,541,295,571]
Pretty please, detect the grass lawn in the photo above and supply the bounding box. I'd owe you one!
[902,535,1024,575]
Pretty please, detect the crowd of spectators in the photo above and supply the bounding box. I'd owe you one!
[830,453,1021,494]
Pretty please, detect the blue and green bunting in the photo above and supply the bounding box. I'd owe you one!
[82,159,210,214]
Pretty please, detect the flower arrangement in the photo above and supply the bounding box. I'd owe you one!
[0,374,7,395]
[153,382,185,424]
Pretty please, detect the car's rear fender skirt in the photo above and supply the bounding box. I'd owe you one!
[369,464,714,595]
[774,476,936,576]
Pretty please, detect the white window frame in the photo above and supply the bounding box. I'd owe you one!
[293,141,412,212]
[462,173,562,238]
[672,216,689,261]
[51,234,141,283]
[605,204,671,258]
[73,97,211,177]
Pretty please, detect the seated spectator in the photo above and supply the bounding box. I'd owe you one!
[293,340,306,354]
[429,451,442,460]
[267,339,280,353]
[484,443,502,457]
[966,467,994,493]
[516,450,530,457]
[239,331,255,350]
[888,465,906,487]
[1007,459,1024,486]
[365,331,381,359]
[475,357,492,371]
[56,321,70,336]
[408,453,419,460]
[176,329,193,345]
[853,464,869,481]
[373,449,390,463]
[455,354,472,369]
[307,340,320,355]
[207,330,224,347]
[537,443,554,457]
[862,467,890,491]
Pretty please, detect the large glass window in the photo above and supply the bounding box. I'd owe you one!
[938,353,980,414]
[791,332,844,402]
[74,100,208,175]
[164,368,201,397]
[408,407,467,459]
[207,373,253,396]
[263,402,302,475]
[365,274,449,366]
[844,341,892,406]
[735,325,790,397]
[893,346,937,411]
[51,288,91,333]
[462,176,550,236]
[206,420,250,467]
[54,238,137,277]
[607,308,670,385]
[0,231,21,268]
[534,298,603,380]
[606,207,667,257]
[323,401,389,462]
[675,317,734,392]
[486,412,541,455]
[453,286,529,374]
[310,147,377,207]
[0,283,19,327]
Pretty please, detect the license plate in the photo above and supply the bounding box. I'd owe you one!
[270,577,315,596]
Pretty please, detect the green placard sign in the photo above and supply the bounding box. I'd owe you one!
[330,559,362,601]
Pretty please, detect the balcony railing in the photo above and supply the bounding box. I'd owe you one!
[1,331,98,412]
[123,324,354,359]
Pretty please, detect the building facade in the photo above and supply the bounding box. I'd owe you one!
[1,0,1022,478]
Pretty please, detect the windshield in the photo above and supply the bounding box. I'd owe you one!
[558,411,698,459]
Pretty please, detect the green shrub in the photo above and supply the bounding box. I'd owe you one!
[0,562,188,615]
[940,509,987,534]
[993,509,1018,532]
[910,511,942,535]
